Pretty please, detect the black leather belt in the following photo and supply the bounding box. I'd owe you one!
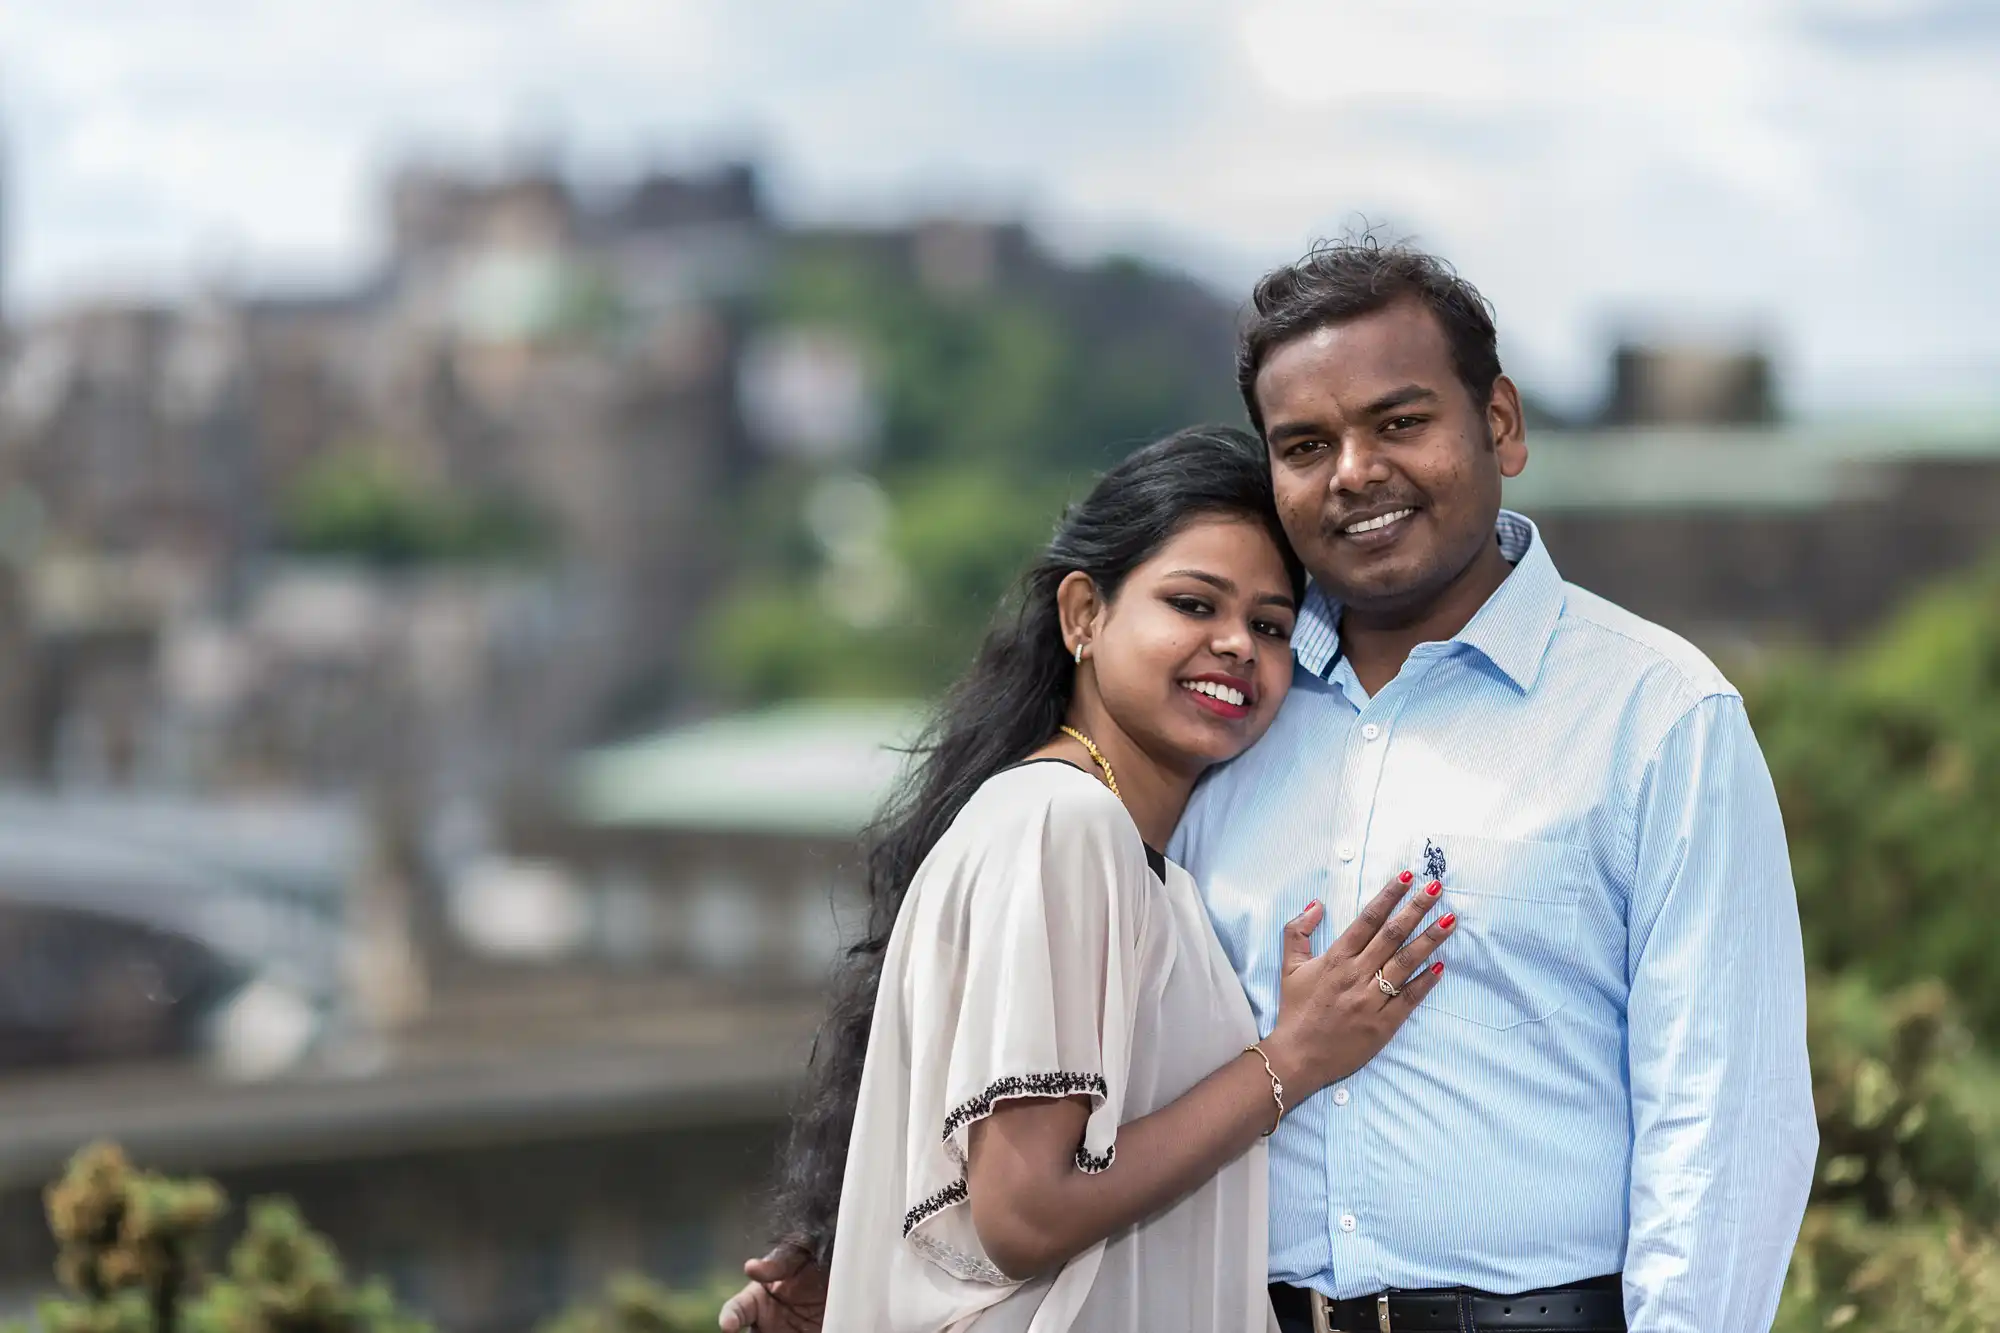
[1270,1274,1625,1332]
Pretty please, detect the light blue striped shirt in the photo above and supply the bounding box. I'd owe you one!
[1169,512,1817,1331]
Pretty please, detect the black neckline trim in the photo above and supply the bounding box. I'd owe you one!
[994,758,1170,882]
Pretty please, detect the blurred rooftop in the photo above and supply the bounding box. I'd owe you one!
[1515,412,2000,512]
[561,699,926,838]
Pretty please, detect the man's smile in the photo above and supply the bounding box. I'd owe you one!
[1331,504,1420,549]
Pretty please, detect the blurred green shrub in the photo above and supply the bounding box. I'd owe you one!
[1746,555,2000,1040]
[15,1142,225,1333]
[1773,974,2000,1329]
[536,1273,742,1333]
[1,1145,429,1333]
[1776,1207,2000,1333]
[182,1199,430,1333]
[1805,977,2000,1225]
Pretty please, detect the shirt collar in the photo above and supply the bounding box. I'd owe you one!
[1290,509,1565,693]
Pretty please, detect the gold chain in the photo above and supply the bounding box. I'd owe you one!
[1058,725,1120,799]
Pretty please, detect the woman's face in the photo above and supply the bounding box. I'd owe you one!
[1087,515,1297,772]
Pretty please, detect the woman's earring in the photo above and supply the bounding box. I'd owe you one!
[1074,642,1086,665]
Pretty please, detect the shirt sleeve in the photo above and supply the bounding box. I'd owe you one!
[898,777,1148,1281]
[1623,694,1818,1332]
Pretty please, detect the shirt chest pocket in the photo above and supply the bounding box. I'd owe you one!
[1413,832,1591,1031]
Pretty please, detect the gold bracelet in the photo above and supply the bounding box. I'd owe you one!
[1244,1043,1285,1137]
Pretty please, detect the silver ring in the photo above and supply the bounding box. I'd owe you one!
[1374,967,1402,998]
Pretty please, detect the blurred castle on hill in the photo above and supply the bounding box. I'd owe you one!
[0,157,1242,1331]
[0,147,1998,1331]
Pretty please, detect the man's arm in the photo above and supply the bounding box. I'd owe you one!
[1623,693,1817,1332]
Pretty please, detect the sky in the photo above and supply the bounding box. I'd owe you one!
[2,0,1996,415]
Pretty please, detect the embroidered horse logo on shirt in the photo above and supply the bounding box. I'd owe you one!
[1423,839,1448,883]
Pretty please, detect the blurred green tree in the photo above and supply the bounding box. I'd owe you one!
[702,235,1248,704]
[277,447,547,569]
[1746,555,2000,1039]
[763,243,1241,476]
[702,465,1069,704]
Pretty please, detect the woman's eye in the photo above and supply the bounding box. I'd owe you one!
[1255,620,1293,641]
[1167,596,1211,615]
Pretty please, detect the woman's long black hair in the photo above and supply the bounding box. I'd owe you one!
[767,424,1303,1262]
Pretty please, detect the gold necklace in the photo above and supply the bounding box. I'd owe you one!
[1059,725,1120,799]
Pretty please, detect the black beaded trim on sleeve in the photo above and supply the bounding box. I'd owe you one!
[905,1072,1116,1239]
[901,1146,1114,1239]
[939,1071,1109,1144]
[1073,1143,1115,1173]
[902,1178,969,1236]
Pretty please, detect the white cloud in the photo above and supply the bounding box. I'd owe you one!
[1,0,1994,410]
[947,0,1212,50]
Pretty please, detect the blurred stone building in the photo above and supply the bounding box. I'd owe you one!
[0,159,773,801]
[0,702,907,1333]
[1514,343,2000,652]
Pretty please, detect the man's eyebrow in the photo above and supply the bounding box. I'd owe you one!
[1265,420,1321,445]
[1364,384,1441,416]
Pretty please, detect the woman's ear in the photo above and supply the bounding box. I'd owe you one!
[1055,571,1103,660]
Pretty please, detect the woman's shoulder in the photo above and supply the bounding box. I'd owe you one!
[916,759,1148,885]
[962,757,1131,839]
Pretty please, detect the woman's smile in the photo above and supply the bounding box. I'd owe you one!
[1178,673,1254,721]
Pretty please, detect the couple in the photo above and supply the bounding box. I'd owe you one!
[720,242,1817,1332]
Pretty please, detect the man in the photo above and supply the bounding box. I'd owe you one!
[723,242,1816,1332]
[1180,242,1815,1332]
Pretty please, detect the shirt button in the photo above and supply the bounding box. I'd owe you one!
[1361,723,1381,741]
[1339,1213,1357,1233]
[1332,1087,1350,1106]
[1337,843,1356,862]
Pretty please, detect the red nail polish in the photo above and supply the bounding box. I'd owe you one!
[1425,880,1442,896]
[1439,913,1456,930]
[1431,961,1445,976]
[1398,870,1414,885]
[1305,899,1319,911]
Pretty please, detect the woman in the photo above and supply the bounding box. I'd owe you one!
[722,427,1453,1332]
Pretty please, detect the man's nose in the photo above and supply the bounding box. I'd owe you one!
[1330,434,1386,494]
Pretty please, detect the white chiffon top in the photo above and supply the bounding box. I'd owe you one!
[822,760,1279,1332]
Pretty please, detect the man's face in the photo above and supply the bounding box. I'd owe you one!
[1253,299,1526,618]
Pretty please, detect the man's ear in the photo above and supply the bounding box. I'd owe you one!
[1055,571,1104,657]
[1488,374,1528,480]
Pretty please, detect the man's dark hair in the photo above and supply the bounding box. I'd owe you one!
[1236,237,1502,435]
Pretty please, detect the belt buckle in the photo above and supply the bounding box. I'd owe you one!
[1304,1289,1391,1333]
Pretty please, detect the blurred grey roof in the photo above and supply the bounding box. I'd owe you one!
[1509,413,2000,512]
[0,792,366,992]
[0,995,821,1189]
[562,700,927,837]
